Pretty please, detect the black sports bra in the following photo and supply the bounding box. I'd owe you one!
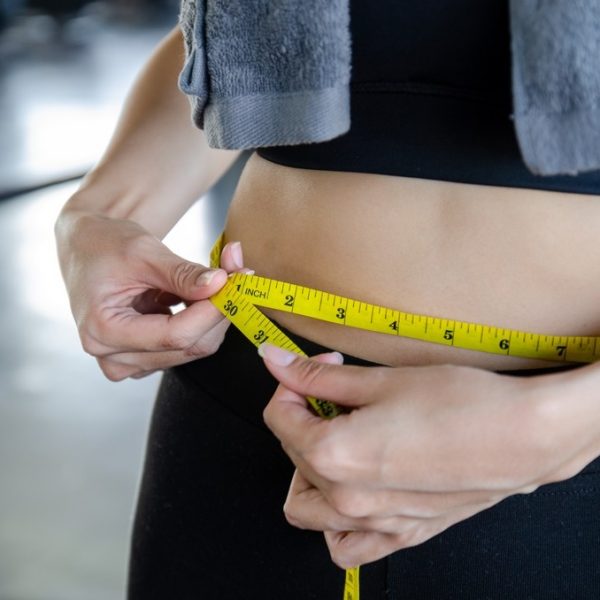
[257,0,600,195]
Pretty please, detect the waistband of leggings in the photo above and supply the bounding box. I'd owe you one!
[222,322,582,377]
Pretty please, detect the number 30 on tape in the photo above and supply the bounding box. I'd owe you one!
[209,234,598,600]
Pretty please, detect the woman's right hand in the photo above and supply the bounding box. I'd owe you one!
[56,210,245,381]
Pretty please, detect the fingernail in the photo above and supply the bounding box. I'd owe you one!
[330,351,344,364]
[195,269,217,287]
[240,268,255,275]
[230,241,243,270]
[258,343,297,366]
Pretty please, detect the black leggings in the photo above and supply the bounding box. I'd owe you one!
[128,326,600,599]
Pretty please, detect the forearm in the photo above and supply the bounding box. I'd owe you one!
[58,26,240,239]
[529,361,600,483]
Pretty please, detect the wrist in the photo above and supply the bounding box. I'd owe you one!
[524,363,600,486]
[57,166,193,239]
[58,177,166,233]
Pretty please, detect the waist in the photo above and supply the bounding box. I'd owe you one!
[224,153,600,370]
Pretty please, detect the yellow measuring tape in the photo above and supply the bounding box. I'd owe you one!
[208,233,598,599]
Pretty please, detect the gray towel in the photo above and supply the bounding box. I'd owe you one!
[179,0,600,176]
[179,0,351,149]
[511,0,600,175]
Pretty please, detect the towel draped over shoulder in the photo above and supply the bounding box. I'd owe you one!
[179,0,600,177]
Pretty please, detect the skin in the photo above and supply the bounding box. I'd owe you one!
[55,27,242,380]
[261,347,600,568]
[55,26,600,570]
[226,154,600,370]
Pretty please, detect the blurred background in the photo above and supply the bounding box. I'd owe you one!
[0,2,242,598]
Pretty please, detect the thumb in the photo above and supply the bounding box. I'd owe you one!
[263,351,346,446]
[259,344,384,408]
[151,248,228,301]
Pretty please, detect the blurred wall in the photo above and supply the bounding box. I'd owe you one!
[0,0,179,197]
[0,2,233,599]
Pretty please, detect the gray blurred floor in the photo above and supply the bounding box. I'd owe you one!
[0,7,241,599]
[0,183,159,600]
[0,171,238,600]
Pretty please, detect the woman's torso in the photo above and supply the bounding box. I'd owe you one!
[225,0,600,370]
[225,155,600,370]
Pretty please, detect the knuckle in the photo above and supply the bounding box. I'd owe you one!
[160,318,224,356]
[158,333,181,351]
[198,336,222,357]
[80,311,112,349]
[181,344,202,359]
[330,553,344,569]
[123,231,154,260]
[305,443,337,480]
[392,526,426,551]
[329,547,356,570]
[97,358,129,382]
[180,336,220,359]
[329,489,367,519]
[170,260,200,292]
[304,432,346,481]
[329,549,344,568]
[79,330,102,356]
[158,328,186,351]
[79,317,109,356]
[295,358,329,390]
[131,370,156,380]
[263,402,275,429]
[282,502,305,529]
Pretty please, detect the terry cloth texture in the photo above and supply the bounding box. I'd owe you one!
[178,0,600,176]
[510,0,600,175]
[178,0,351,149]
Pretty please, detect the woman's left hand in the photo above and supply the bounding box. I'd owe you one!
[261,345,584,569]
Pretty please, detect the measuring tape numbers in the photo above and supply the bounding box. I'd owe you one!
[208,234,598,600]
[210,237,599,365]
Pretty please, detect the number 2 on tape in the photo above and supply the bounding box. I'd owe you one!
[208,233,599,600]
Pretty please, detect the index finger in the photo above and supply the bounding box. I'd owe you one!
[101,298,225,352]
[260,346,388,408]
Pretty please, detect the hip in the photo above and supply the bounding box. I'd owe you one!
[129,326,600,599]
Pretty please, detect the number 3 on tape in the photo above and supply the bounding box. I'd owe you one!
[209,233,599,600]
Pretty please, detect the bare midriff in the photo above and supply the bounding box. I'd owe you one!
[224,153,600,370]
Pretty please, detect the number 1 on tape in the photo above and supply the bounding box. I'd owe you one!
[210,239,361,599]
[209,232,599,600]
